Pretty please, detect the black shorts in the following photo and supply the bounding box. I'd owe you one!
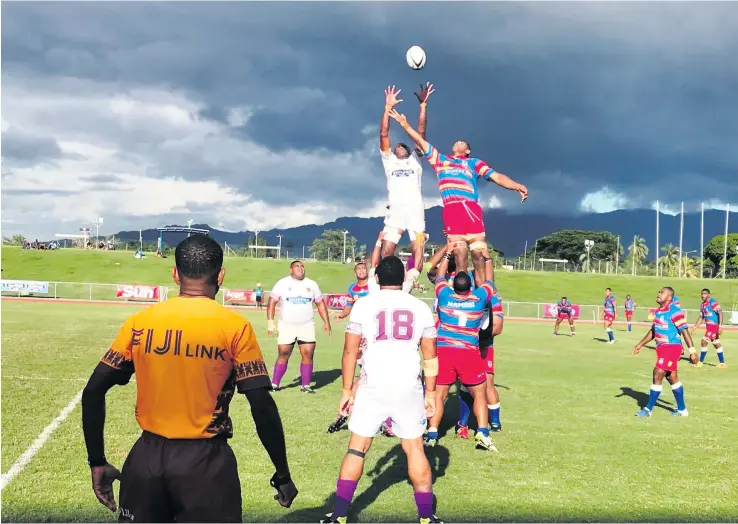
[255,296,263,303]
[118,431,242,522]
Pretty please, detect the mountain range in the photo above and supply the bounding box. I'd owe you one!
[112,207,737,260]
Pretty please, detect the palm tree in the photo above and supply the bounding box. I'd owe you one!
[628,236,649,275]
[659,243,680,276]
[680,256,699,278]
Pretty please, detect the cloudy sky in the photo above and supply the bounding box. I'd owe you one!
[2,2,737,239]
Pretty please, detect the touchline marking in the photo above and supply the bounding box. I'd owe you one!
[0,389,84,492]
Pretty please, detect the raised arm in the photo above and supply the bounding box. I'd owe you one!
[388,109,430,155]
[414,82,434,143]
[488,171,528,202]
[380,85,403,154]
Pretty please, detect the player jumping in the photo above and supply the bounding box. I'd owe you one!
[553,296,575,336]
[691,288,727,368]
[632,286,697,417]
[603,288,617,344]
[624,294,636,332]
[378,84,434,292]
[387,106,527,289]
[321,256,441,524]
[424,244,498,452]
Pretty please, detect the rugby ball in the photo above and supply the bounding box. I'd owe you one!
[406,46,426,70]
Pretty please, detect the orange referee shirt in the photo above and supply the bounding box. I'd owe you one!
[100,296,270,439]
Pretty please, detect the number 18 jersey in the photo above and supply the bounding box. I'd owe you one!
[346,289,437,390]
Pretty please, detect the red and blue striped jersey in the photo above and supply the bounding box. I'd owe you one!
[346,281,369,307]
[652,301,688,345]
[423,144,495,206]
[625,299,635,311]
[700,297,722,325]
[435,279,494,351]
[604,295,616,315]
[557,300,573,315]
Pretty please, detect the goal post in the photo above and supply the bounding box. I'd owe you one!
[538,258,568,272]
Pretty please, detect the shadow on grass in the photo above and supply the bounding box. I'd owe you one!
[615,386,673,412]
[278,443,450,523]
[281,368,342,391]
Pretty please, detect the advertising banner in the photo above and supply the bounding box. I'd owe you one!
[224,289,257,305]
[543,303,581,318]
[116,285,160,301]
[1,280,49,294]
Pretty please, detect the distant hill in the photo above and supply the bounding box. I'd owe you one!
[113,207,738,260]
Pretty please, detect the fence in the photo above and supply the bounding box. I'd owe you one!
[5,280,736,324]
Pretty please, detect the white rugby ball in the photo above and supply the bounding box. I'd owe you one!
[406,46,426,70]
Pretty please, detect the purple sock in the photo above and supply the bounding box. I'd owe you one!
[332,478,358,518]
[414,491,434,519]
[300,363,313,387]
[272,362,287,387]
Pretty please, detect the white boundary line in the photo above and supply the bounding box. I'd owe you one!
[0,389,84,492]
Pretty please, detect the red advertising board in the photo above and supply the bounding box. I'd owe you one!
[116,285,160,302]
[224,289,257,305]
[325,294,350,309]
[543,303,581,318]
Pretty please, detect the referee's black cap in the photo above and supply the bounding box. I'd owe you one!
[376,255,405,287]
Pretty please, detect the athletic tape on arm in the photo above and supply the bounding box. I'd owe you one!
[422,357,439,377]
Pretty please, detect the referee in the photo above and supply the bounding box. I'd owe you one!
[81,235,297,522]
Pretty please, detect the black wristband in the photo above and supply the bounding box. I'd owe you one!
[88,456,107,468]
[270,471,292,488]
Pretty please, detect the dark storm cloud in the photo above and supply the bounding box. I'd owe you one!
[1,129,62,164]
[2,1,737,215]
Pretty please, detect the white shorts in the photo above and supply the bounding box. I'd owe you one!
[277,321,316,345]
[348,385,427,440]
[383,204,426,243]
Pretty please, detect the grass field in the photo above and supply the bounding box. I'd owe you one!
[2,299,737,522]
[3,247,738,314]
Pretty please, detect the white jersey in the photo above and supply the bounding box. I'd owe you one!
[380,149,424,208]
[270,276,323,324]
[346,289,436,390]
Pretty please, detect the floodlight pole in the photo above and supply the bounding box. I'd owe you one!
[343,230,348,264]
[92,218,104,247]
[187,218,194,237]
[277,234,283,259]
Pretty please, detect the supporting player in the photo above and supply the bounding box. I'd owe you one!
[424,245,497,452]
[632,286,698,417]
[553,297,575,336]
[603,288,617,344]
[387,107,527,289]
[321,256,442,524]
[691,288,727,368]
[334,263,370,322]
[81,236,297,521]
[457,287,505,436]
[267,260,331,393]
[624,294,636,332]
[378,84,433,291]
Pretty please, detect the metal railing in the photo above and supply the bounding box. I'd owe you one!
[4,280,722,323]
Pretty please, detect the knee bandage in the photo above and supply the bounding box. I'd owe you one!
[381,227,402,245]
[470,241,487,251]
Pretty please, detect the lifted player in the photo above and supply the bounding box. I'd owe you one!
[602,288,617,344]
[378,84,434,291]
[624,294,636,332]
[632,287,697,417]
[387,107,527,289]
[553,297,575,336]
[691,288,727,368]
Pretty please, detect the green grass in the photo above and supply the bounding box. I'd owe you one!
[3,247,738,314]
[2,300,737,522]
